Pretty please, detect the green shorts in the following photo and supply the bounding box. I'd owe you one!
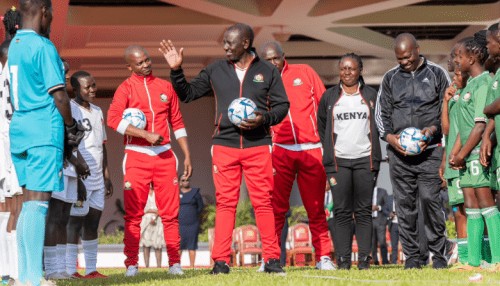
[491,167,500,191]
[459,159,490,188]
[447,177,464,206]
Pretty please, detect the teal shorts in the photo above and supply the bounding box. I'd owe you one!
[459,160,490,188]
[11,146,64,192]
[447,177,464,206]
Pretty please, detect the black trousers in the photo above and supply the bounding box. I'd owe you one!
[389,222,399,264]
[328,156,378,263]
[387,147,447,265]
[372,218,389,264]
[327,217,338,261]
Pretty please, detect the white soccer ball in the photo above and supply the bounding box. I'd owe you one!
[228,97,257,126]
[123,108,147,130]
[399,127,424,156]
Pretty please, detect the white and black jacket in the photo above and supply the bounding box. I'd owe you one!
[375,56,451,148]
[317,83,382,173]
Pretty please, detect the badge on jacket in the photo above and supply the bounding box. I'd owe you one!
[293,78,303,86]
[463,92,471,101]
[160,93,168,102]
[494,81,498,90]
[329,177,337,187]
[253,74,264,82]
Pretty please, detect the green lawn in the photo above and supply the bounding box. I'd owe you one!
[55,265,500,286]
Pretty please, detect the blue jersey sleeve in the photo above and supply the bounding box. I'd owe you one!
[38,40,64,94]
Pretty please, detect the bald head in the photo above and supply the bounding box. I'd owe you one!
[124,45,148,64]
[261,42,285,72]
[394,33,421,72]
[124,45,152,77]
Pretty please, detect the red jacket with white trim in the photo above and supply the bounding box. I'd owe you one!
[272,62,326,145]
[107,72,186,147]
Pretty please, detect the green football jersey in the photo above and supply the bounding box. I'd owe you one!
[444,89,463,179]
[486,69,500,171]
[457,71,492,162]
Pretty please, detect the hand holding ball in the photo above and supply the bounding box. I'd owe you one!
[228,97,258,126]
[399,127,424,156]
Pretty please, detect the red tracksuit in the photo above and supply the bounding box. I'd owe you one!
[108,72,186,267]
[272,61,331,260]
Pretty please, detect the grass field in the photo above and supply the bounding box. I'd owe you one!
[55,265,500,285]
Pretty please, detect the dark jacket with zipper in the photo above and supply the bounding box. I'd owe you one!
[170,50,290,149]
[375,56,450,155]
[317,83,382,173]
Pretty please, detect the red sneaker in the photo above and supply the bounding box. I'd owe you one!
[70,272,85,279]
[84,271,108,279]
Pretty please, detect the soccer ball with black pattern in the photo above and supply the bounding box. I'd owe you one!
[399,127,424,155]
[122,108,147,130]
[228,97,257,126]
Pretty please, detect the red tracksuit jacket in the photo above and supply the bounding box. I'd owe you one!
[107,72,186,146]
[272,61,326,145]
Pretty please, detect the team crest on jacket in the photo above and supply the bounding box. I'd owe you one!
[370,100,374,109]
[329,177,337,187]
[160,93,168,102]
[293,78,303,86]
[453,93,460,102]
[273,168,276,176]
[361,99,366,105]
[173,177,178,185]
[253,74,264,82]
[213,165,219,174]
[124,181,132,190]
[463,92,471,101]
[494,81,498,90]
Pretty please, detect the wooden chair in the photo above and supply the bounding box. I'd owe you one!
[207,227,237,267]
[234,225,262,266]
[289,223,316,266]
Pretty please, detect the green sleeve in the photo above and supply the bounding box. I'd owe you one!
[486,86,496,106]
[474,85,489,122]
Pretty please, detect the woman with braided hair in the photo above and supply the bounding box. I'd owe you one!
[448,30,500,271]
[317,53,382,270]
[2,6,21,40]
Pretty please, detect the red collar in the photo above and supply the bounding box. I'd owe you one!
[130,72,155,84]
[281,60,289,76]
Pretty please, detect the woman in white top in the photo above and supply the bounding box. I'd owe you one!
[139,184,165,268]
[317,53,382,270]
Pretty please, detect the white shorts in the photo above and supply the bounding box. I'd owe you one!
[51,176,78,203]
[70,187,105,216]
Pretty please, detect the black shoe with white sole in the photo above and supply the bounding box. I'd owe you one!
[264,259,286,274]
[210,261,230,275]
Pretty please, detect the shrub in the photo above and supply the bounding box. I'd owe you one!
[446,219,457,239]
[98,229,124,244]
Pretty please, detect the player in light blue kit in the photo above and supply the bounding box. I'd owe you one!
[8,0,83,285]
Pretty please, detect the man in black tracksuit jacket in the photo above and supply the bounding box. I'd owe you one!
[375,33,451,269]
[161,23,289,274]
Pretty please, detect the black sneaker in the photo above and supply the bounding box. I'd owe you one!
[264,259,286,275]
[210,261,230,275]
[338,261,351,270]
[433,260,447,269]
[358,257,371,270]
[404,260,421,270]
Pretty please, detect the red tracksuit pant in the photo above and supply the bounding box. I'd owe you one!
[122,149,180,267]
[211,145,281,263]
[272,145,331,260]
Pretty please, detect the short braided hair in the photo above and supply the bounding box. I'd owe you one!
[2,7,21,39]
[463,30,489,65]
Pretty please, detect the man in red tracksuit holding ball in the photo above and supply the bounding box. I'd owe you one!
[260,42,337,270]
[161,23,290,275]
[108,45,192,277]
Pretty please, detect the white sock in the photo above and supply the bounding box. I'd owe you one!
[56,244,67,274]
[82,239,98,275]
[43,246,57,275]
[0,212,10,277]
[9,230,18,279]
[4,231,11,279]
[66,244,79,275]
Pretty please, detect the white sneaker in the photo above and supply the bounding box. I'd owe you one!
[316,256,337,270]
[168,263,184,275]
[256,260,265,273]
[44,272,67,280]
[125,265,139,277]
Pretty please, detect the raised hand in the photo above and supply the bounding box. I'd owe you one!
[159,40,184,71]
